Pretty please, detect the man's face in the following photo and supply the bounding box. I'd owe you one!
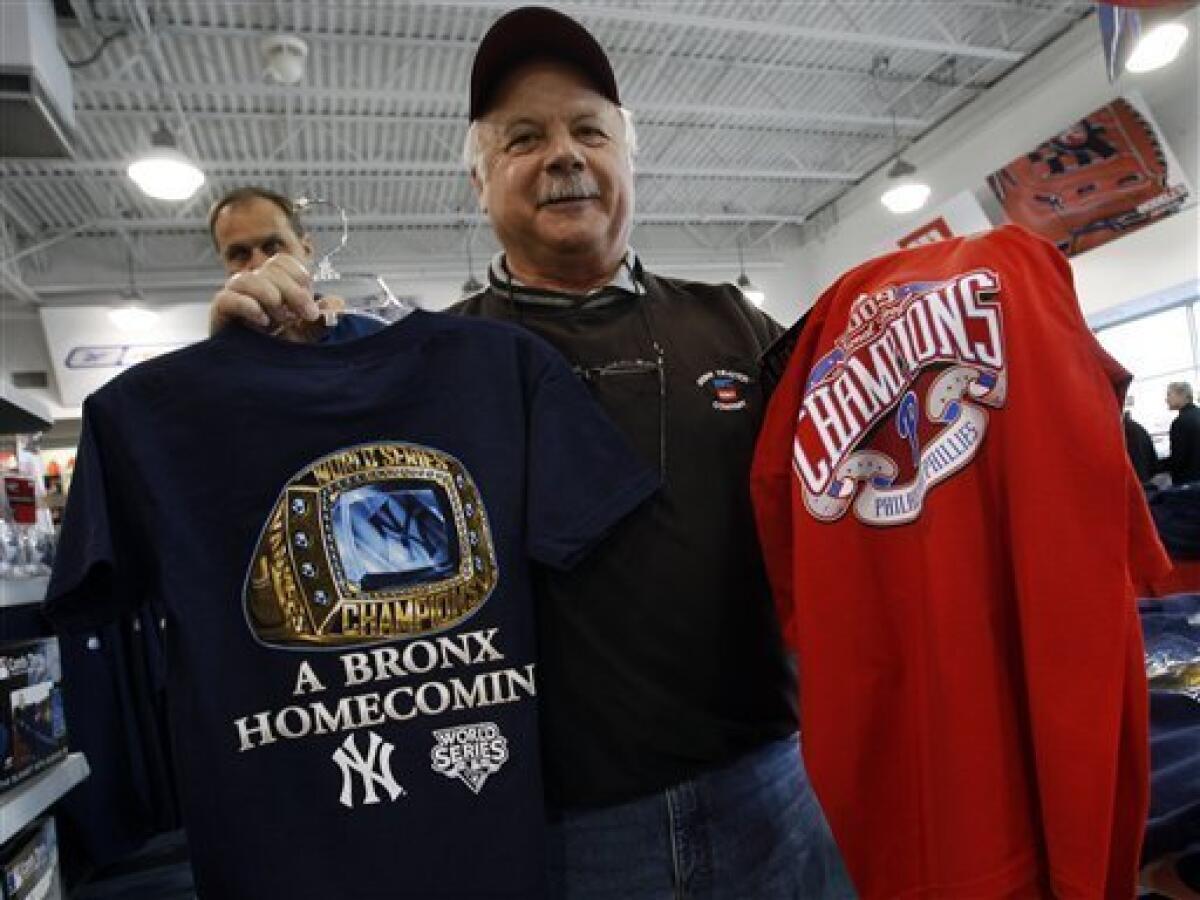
[1161,388,1190,415]
[472,62,634,270]
[212,197,313,275]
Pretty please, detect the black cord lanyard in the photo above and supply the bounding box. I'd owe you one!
[498,259,669,479]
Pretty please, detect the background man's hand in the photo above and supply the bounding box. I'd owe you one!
[209,253,321,340]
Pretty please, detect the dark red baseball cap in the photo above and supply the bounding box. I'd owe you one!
[469,6,620,121]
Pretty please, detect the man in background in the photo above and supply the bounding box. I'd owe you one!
[207,186,380,343]
[1163,382,1200,484]
[1124,396,1158,483]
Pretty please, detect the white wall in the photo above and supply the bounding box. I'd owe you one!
[0,314,71,420]
[794,9,1199,320]
[1074,210,1199,319]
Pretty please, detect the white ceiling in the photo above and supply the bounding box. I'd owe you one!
[0,0,1096,309]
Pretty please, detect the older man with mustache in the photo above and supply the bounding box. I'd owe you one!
[209,7,854,898]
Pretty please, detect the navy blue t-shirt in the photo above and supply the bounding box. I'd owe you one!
[319,312,387,343]
[45,311,657,899]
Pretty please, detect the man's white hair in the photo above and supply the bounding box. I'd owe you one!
[463,107,638,184]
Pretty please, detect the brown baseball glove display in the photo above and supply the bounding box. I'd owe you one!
[988,97,1186,256]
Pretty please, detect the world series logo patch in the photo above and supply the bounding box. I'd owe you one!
[243,443,498,648]
[430,722,509,794]
[794,270,1007,526]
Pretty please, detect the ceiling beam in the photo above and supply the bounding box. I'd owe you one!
[65,18,480,54]
[68,15,1015,82]
[0,194,38,239]
[74,80,930,132]
[77,7,1023,61]
[563,5,1024,61]
[65,0,100,33]
[74,103,929,133]
[0,269,42,307]
[124,0,202,159]
[7,160,858,182]
[0,220,105,268]
[644,166,857,182]
[634,102,927,131]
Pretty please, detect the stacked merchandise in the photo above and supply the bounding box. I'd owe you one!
[0,440,57,581]
[752,225,1170,898]
[1139,592,1200,893]
[1147,484,1200,562]
[0,441,127,885]
[1138,484,1200,596]
[0,639,67,792]
[38,453,74,531]
[1,818,58,900]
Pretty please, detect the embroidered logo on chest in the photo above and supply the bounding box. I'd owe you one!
[697,369,751,411]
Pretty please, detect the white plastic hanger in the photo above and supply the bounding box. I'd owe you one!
[294,197,415,325]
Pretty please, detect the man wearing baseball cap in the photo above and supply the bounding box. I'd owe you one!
[210,7,853,897]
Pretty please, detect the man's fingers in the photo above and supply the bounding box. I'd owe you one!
[209,253,318,337]
[228,271,290,324]
[265,252,310,282]
[213,288,272,330]
[264,254,320,322]
[276,275,320,322]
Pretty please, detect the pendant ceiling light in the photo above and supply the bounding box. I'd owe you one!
[109,245,160,333]
[735,231,765,308]
[879,104,930,215]
[127,123,205,202]
[461,218,484,297]
[880,157,932,215]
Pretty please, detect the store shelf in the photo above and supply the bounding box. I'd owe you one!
[0,753,89,845]
[0,383,53,435]
[25,866,62,900]
[0,576,49,609]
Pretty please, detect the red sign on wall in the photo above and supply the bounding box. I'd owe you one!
[897,217,954,249]
[3,476,37,525]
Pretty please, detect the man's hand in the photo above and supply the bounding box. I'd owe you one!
[209,253,321,340]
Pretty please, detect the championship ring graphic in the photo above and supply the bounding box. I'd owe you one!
[430,722,509,794]
[244,443,498,648]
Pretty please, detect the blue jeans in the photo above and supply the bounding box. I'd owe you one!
[545,734,857,899]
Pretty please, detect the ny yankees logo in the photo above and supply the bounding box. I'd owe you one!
[332,731,405,808]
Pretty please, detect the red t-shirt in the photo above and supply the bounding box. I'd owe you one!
[751,225,1170,899]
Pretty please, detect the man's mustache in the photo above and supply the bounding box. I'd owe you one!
[537,174,601,207]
